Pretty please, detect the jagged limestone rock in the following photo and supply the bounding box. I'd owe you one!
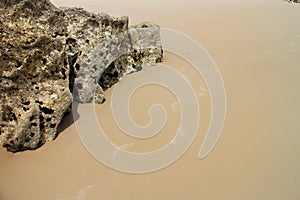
[0,0,72,151]
[0,0,163,152]
[72,23,163,103]
[62,7,130,94]
[99,22,163,91]
[285,0,300,3]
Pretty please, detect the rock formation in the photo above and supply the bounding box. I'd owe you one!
[0,0,163,152]
[285,0,300,3]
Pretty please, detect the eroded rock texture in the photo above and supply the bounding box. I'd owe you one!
[73,23,163,103]
[0,0,163,152]
[285,0,300,3]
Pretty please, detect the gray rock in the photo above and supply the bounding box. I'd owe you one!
[99,23,163,91]
[73,24,163,103]
[284,0,300,3]
[0,0,163,152]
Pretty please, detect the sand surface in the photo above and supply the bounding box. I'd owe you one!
[1,0,300,199]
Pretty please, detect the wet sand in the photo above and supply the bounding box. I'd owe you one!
[1,0,300,199]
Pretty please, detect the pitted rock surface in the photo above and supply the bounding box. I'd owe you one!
[0,0,163,152]
[74,23,162,103]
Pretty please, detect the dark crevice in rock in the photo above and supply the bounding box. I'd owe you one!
[40,107,54,115]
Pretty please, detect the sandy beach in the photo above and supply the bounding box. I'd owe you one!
[0,0,300,199]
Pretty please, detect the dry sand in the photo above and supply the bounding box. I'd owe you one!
[1,0,300,199]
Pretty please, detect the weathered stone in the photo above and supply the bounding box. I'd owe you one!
[73,23,163,103]
[62,7,130,93]
[285,0,300,3]
[0,0,71,152]
[0,0,163,152]
[99,22,163,91]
